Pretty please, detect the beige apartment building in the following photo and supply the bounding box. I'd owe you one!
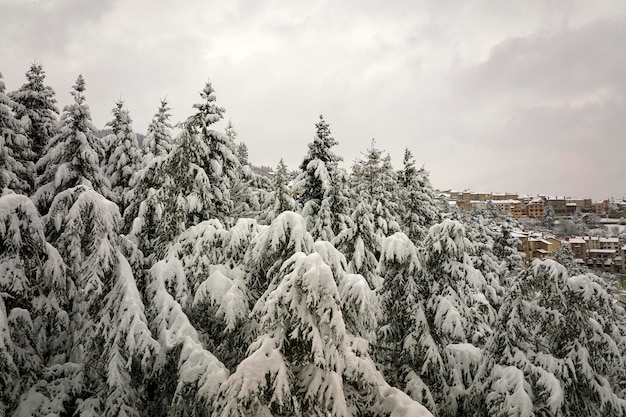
[447,190,612,220]
[527,197,544,218]
[566,236,624,273]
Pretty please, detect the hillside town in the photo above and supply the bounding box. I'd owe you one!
[441,190,626,274]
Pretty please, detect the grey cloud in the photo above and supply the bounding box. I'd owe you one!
[2,0,624,199]
[1,0,118,55]
[459,13,626,103]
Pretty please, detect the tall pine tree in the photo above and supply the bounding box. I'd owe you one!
[104,100,141,210]
[294,115,349,241]
[0,73,32,195]
[398,148,441,243]
[141,98,173,166]
[9,63,59,184]
[33,75,111,214]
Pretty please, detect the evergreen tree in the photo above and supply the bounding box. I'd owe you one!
[230,121,248,166]
[571,207,589,235]
[155,217,261,371]
[0,191,73,415]
[492,220,525,272]
[228,121,272,220]
[398,148,441,243]
[542,203,556,230]
[294,115,348,241]
[216,251,433,417]
[377,232,432,398]
[351,140,401,238]
[473,260,626,417]
[0,73,32,194]
[244,211,315,301]
[142,98,173,166]
[555,241,584,275]
[332,200,381,289]
[461,213,508,309]
[104,100,141,210]
[148,263,230,416]
[9,63,59,188]
[261,158,296,224]
[33,75,111,214]
[125,78,236,259]
[185,79,239,223]
[45,185,159,417]
[125,128,214,261]
[413,220,494,416]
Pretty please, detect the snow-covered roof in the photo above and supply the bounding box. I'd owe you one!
[588,249,616,254]
[569,238,586,244]
[599,238,619,243]
[491,199,521,204]
[534,248,549,254]
[529,238,552,245]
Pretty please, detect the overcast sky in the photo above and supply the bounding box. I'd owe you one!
[2,0,625,200]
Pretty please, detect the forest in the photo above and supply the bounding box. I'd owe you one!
[1,63,625,417]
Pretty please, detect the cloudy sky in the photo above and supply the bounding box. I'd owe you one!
[2,0,625,200]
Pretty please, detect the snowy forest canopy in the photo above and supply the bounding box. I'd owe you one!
[1,65,626,417]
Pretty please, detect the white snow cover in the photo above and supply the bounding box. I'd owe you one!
[379,232,421,270]
[193,267,249,332]
[217,335,294,416]
[260,252,345,369]
[486,365,534,417]
[339,273,379,339]
[148,258,229,406]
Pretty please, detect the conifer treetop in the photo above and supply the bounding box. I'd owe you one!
[187,80,225,133]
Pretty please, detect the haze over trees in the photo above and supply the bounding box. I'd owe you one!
[1,65,625,417]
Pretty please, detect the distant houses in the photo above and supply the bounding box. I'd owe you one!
[440,190,620,219]
[438,190,626,273]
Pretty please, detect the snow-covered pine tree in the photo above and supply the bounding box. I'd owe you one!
[145,241,230,416]
[472,260,626,417]
[124,128,214,262]
[332,200,382,289]
[184,79,239,223]
[104,100,141,210]
[126,79,236,260]
[244,211,314,301]
[141,98,173,166]
[571,207,589,236]
[153,217,261,371]
[294,115,349,241]
[376,232,430,390]
[0,73,32,195]
[413,219,495,416]
[228,121,248,167]
[216,251,434,417]
[351,140,401,238]
[398,148,441,243]
[463,213,518,308]
[9,63,59,191]
[555,241,585,275]
[44,185,159,417]
[492,219,524,273]
[228,121,272,220]
[33,75,111,214]
[542,203,556,230]
[260,158,296,224]
[0,190,73,415]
